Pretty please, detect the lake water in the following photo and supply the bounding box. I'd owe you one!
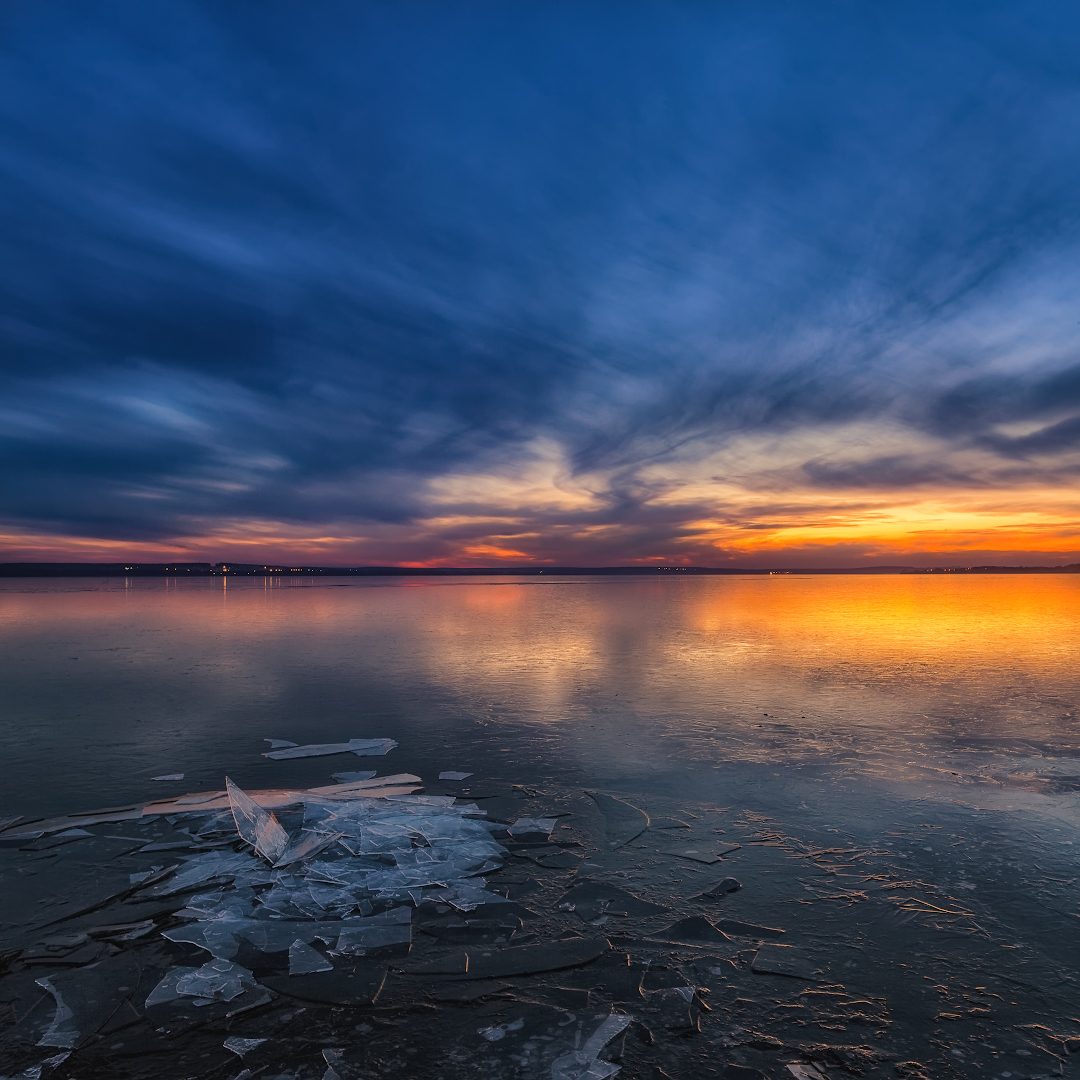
[1,573,1078,819]
[4,573,1080,1078]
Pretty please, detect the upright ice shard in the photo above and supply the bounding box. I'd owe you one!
[225,777,289,863]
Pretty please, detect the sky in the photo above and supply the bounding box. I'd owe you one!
[2,1,1080,568]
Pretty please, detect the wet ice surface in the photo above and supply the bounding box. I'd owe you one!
[2,574,1080,1078]
[5,753,1080,1080]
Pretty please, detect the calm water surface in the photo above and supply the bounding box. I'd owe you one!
[1,573,1077,819]
[5,574,1080,1077]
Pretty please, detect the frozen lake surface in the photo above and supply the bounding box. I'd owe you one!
[2,573,1079,1079]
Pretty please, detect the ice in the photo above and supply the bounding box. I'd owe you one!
[34,978,78,1049]
[549,1012,632,1080]
[654,915,732,944]
[439,771,473,781]
[701,876,742,896]
[9,1051,71,1080]
[273,829,343,868]
[262,738,398,760]
[478,1017,524,1042]
[265,739,299,748]
[144,967,200,1007]
[175,958,256,1002]
[143,851,258,895]
[335,923,411,953]
[152,773,184,781]
[224,1036,268,1056]
[330,771,377,783]
[226,777,289,863]
[289,939,334,974]
[336,907,412,952]
[586,791,649,848]
[751,943,822,980]
[508,817,557,835]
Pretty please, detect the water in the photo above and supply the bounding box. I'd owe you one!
[1,573,1078,819]
[0,574,1075,816]
[4,573,1080,1077]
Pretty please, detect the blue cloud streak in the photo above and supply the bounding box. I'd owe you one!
[2,1,1080,556]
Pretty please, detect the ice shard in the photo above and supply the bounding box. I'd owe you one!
[262,738,397,760]
[226,776,289,863]
[289,939,334,975]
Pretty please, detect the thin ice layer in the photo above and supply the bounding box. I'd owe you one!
[550,1012,632,1080]
[289,939,333,974]
[144,967,200,1007]
[175,958,256,1003]
[262,738,398,760]
[35,978,79,1049]
[508,818,557,835]
[226,777,289,863]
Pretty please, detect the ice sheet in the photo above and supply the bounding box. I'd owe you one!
[550,1012,632,1080]
[175,958,256,1003]
[34,978,79,1049]
[289,939,333,974]
[262,738,398,760]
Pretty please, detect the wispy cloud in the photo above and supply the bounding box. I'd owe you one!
[2,2,1080,565]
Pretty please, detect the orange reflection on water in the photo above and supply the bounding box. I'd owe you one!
[688,574,1080,661]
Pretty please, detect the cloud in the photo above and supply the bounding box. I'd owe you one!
[3,1,1080,564]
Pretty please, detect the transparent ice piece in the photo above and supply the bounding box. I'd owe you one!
[144,967,200,1007]
[265,739,299,748]
[273,829,343,868]
[19,1050,71,1079]
[335,923,411,952]
[289,939,333,974]
[152,774,184,781]
[478,1017,524,1041]
[262,738,397,760]
[331,771,377,783]
[307,882,360,916]
[550,1013,632,1080]
[145,851,257,895]
[162,921,240,960]
[439,771,473,781]
[226,777,289,863]
[34,978,79,1048]
[336,907,411,952]
[224,1036,268,1056]
[176,959,255,1002]
[508,818,557,835]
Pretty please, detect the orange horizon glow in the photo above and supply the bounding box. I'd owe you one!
[3,468,1079,569]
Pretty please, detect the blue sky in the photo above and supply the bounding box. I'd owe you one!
[3,1,1080,565]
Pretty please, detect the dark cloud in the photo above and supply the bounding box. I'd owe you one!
[3,1,1080,559]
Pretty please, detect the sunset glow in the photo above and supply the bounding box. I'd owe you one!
[3,6,1080,568]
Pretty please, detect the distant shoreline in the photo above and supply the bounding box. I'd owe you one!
[1,561,1078,578]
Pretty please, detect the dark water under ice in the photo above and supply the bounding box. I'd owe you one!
[2,573,1080,1080]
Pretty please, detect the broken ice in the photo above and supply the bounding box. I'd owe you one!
[226,777,289,863]
[439,771,473,781]
[151,773,184,781]
[550,1012,632,1080]
[262,738,398,760]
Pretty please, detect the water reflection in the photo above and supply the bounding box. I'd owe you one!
[0,574,1078,817]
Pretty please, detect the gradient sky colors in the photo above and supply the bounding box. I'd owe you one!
[3,2,1080,567]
